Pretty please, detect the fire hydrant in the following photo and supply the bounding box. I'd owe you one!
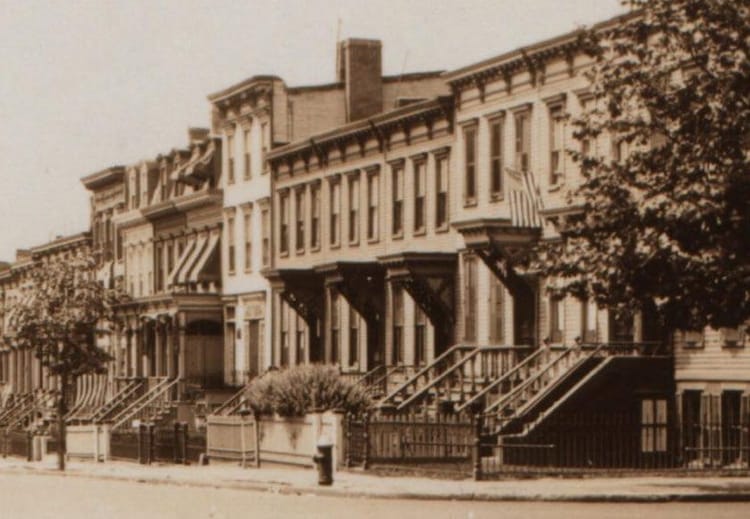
[313,437,334,486]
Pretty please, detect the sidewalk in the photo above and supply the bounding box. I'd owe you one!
[1,455,749,503]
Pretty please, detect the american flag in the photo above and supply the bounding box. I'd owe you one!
[505,166,544,228]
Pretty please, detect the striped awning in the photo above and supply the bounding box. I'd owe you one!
[177,234,208,284]
[169,141,216,186]
[166,238,198,288]
[186,231,220,283]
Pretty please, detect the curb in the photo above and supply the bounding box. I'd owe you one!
[2,465,750,503]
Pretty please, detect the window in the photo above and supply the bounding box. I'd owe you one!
[330,290,340,364]
[608,309,634,343]
[329,180,341,246]
[227,133,235,184]
[140,171,148,208]
[463,255,477,342]
[579,97,594,159]
[435,154,449,229]
[279,191,289,255]
[366,169,379,241]
[490,276,504,343]
[349,306,359,367]
[155,244,164,292]
[581,299,598,343]
[641,398,668,453]
[463,126,477,202]
[280,301,289,367]
[295,189,305,253]
[549,295,564,343]
[514,110,531,172]
[413,160,426,233]
[129,172,138,209]
[613,138,629,163]
[682,329,704,349]
[166,242,174,278]
[489,118,504,197]
[415,307,426,366]
[310,183,320,249]
[243,210,252,271]
[549,105,565,186]
[295,314,305,365]
[261,207,270,267]
[721,327,746,348]
[391,163,404,236]
[227,215,236,274]
[392,286,404,364]
[243,128,252,179]
[348,175,359,244]
[261,122,269,154]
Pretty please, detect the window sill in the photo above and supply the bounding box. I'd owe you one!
[548,181,564,193]
[244,268,253,274]
[413,228,426,237]
[295,249,305,256]
[279,251,289,258]
[367,236,380,245]
[463,198,478,208]
[435,225,449,234]
[348,240,360,247]
[722,342,745,350]
[228,270,236,277]
[310,245,321,253]
[391,233,404,241]
[330,243,341,250]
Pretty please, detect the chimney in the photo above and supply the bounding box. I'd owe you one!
[337,39,383,122]
[188,127,210,144]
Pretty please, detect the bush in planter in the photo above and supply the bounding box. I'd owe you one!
[244,365,372,417]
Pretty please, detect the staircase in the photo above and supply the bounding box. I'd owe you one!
[212,384,250,417]
[378,345,532,413]
[110,378,180,431]
[86,378,145,424]
[0,393,34,427]
[482,342,665,440]
[65,375,110,424]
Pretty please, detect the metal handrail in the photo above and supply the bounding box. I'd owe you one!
[112,378,180,431]
[108,377,170,426]
[379,345,477,406]
[213,385,250,417]
[454,347,551,413]
[90,379,144,422]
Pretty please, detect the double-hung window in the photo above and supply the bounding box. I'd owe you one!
[295,188,305,253]
[514,108,531,172]
[227,214,236,274]
[413,158,426,233]
[366,168,379,241]
[279,191,289,255]
[463,125,477,204]
[310,182,321,249]
[391,162,404,237]
[243,208,252,271]
[548,104,565,186]
[348,174,360,244]
[329,179,341,247]
[227,133,235,185]
[489,117,504,198]
[243,128,252,180]
[435,153,449,229]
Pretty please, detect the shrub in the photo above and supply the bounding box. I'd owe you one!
[243,365,372,417]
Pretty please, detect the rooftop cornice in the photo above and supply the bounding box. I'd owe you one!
[29,231,92,256]
[81,166,126,190]
[207,75,281,104]
[267,96,454,166]
[443,11,640,88]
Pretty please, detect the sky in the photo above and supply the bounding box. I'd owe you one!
[0,0,625,262]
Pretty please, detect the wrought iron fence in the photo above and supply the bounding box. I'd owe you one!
[345,410,750,479]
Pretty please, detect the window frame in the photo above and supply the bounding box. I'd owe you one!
[462,123,478,206]
[433,149,450,231]
[488,114,505,200]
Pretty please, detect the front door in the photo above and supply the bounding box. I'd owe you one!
[513,281,536,346]
[245,320,260,379]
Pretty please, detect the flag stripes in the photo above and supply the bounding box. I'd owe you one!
[506,167,544,228]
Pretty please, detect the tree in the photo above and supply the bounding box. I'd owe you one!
[14,252,122,470]
[539,0,750,335]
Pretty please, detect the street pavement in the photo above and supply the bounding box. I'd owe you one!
[1,455,750,504]
[1,472,750,519]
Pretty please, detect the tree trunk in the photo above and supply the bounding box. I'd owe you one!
[57,372,68,471]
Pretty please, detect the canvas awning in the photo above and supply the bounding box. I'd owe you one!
[166,238,198,287]
[186,232,220,283]
[176,234,208,285]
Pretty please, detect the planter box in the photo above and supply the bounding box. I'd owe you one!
[206,415,256,464]
[66,424,110,461]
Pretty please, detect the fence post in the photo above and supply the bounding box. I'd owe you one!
[253,412,261,468]
[173,422,180,464]
[26,431,33,462]
[344,413,352,468]
[137,423,145,464]
[472,412,482,481]
[148,423,155,465]
[181,422,188,464]
[362,411,370,470]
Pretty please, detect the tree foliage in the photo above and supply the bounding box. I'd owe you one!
[539,0,750,332]
[14,253,120,377]
[13,251,123,470]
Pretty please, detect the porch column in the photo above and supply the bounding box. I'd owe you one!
[154,321,164,377]
[166,321,176,379]
[9,350,17,393]
[177,313,186,379]
[141,323,150,377]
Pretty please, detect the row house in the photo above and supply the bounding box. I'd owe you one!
[207,38,448,387]
[0,233,91,416]
[79,128,225,421]
[267,97,457,375]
